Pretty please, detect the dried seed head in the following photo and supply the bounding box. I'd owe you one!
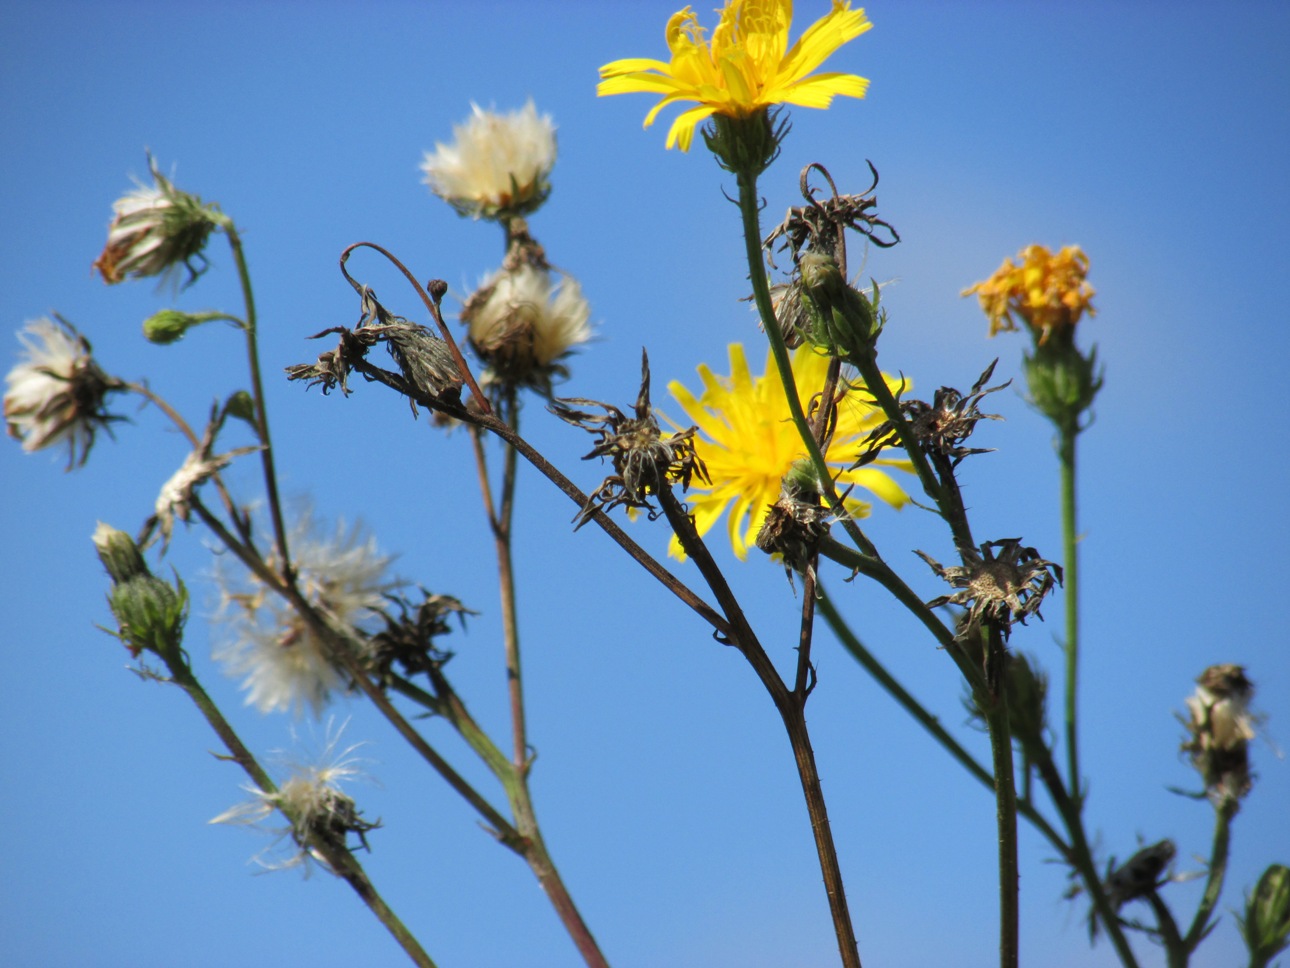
[366,591,472,684]
[551,350,708,528]
[918,538,1062,637]
[1105,839,1176,912]
[755,470,831,580]
[1182,663,1257,802]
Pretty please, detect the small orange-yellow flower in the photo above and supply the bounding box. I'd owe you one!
[962,244,1096,344]
[598,0,872,151]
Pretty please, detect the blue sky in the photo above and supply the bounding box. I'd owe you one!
[3,2,1289,966]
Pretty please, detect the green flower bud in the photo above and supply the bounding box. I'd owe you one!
[107,573,188,661]
[1241,864,1290,966]
[798,251,876,363]
[703,109,786,178]
[92,522,149,584]
[1005,652,1049,759]
[142,309,201,344]
[223,389,257,426]
[1022,340,1103,428]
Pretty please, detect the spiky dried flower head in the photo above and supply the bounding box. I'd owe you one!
[5,316,124,469]
[754,464,832,580]
[92,153,224,288]
[366,590,473,685]
[918,538,1062,637]
[764,161,899,267]
[214,510,401,718]
[1182,663,1257,802]
[421,101,556,221]
[962,244,1095,346]
[287,284,463,409]
[1105,839,1177,913]
[460,264,591,394]
[551,350,708,528]
[858,361,1008,472]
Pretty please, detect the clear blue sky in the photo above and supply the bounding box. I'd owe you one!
[3,2,1288,966]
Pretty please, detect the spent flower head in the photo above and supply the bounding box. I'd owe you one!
[92,153,224,288]
[1181,663,1257,802]
[421,101,557,221]
[917,538,1062,638]
[210,720,377,874]
[598,0,871,152]
[962,244,1096,345]
[667,342,909,560]
[552,351,707,528]
[5,316,124,468]
[461,264,591,394]
[214,510,401,718]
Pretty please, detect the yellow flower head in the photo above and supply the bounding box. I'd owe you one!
[598,0,872,151]
[667,342,909,559]
[962,244,1096,344]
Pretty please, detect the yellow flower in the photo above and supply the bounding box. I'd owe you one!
[962,244,1096,344]
[667,343,909,559]
[598,0,872,151]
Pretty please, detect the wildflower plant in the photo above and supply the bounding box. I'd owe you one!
[8,6,1282,968]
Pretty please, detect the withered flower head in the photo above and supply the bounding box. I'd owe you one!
[5,315,124,469]
[1105,839,1177,913]
[764,162,899,267]
[551,350,708,529]
[92,153,223,288]
[755,463,831,581]
[917,538,1062,637]
[365,590,473,685]
[287,285,463,409]
[858,361,1008,471]
[1182,663,1257,802]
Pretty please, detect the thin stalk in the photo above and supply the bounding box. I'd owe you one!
[1058,420,1081,802]
[225,225,291,573]
[658,489,861,968]
[1182,796,1238,952]
[162,657,435,967]
[469,391,609,968]
[815,588,1068,854]
[984,625,1020,968]
[733,169,879,562]
[1031,746,1141,967]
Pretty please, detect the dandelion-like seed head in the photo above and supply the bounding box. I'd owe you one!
[599,0,872,153]
[962,244,1096,345]
[1182,663,1257,802]
[461,264,591,394]
[210,720,378,874]
[92,154,222,288]
[666,342,909,560]
[214,511,400,718]
[421,101,556,221]
[5,316,123,469]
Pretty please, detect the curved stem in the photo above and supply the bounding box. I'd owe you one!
[225,226,291,574]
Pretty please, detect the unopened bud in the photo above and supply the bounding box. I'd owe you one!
[798,251,876,362]
[143,309,202,344]
[92,522,149,584]
[106,573,188,661]
[1241,864,1290,965]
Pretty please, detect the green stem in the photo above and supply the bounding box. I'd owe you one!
[1183,796,1238,953]
[163,658,435,967]
[734,169,879,561]
[470,392,608,968]
[816,588,1068,854]
[983,625,1020,968]
[1058,421,1081,804]
[224,225,291,574]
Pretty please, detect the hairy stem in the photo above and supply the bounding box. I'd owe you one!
[1058,420,1082,803]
